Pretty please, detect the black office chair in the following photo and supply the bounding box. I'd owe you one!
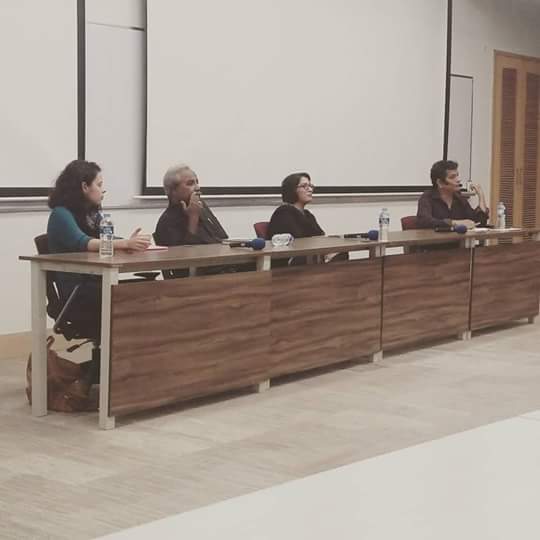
[34,234,103,386]
[34,234,100,341]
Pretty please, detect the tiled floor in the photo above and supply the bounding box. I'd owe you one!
[2,321,540,539]
[97,412,540,539]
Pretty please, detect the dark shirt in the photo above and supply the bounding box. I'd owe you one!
[154,202,228,246]
[416,188,489,229]
[267,204,325,239]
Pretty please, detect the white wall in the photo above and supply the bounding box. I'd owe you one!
[452,0,540,198]
[86,0,146,207]
[3,0,540,336]
[86,23,145,206]
[0,0,78,189]
[86,0,145,28]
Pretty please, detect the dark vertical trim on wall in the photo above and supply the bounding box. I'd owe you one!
[443,0,453,159]
[77,0,86,160]
[142,0,149,193]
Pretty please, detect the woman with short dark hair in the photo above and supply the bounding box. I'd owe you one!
[267,172,325,239]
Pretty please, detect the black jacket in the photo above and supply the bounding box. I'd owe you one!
[154,202,228,246]
[267,204,325,239]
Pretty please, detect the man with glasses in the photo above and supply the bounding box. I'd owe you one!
[416,160,489,229]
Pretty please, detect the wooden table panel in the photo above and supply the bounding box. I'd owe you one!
[382,249,471,350]
[471,243,540,331]
[109,272,271,416]
[270,260,382,377]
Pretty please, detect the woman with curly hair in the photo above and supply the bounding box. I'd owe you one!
[47,160,150,387]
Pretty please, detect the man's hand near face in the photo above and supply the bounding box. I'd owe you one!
[181,191,203,234]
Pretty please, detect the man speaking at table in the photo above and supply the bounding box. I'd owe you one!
[417,160,489,229]
[154,164,253,276]
[154,163,228,247]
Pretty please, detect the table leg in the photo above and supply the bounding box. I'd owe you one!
[370,245,385,259]
[254,255,272,393]
[256,255,271,272]
[369,245,384,361]
[254,380,270,393]
[31,262,48,417]
[99,268,119,430]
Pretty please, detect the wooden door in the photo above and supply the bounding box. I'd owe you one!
[491,52,540,227]
[523,59,540,229]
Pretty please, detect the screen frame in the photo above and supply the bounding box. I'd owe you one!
[142,0,453,197]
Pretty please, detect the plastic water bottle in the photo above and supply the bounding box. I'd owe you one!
[99,213,114,257]
[379,208,390,242]
[496,202,506,229]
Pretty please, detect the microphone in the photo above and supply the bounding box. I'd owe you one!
[434,224,467,234]
[227,238,266,250]
[343,230,379,241]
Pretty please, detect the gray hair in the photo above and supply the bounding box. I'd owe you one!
[163,163,194,197]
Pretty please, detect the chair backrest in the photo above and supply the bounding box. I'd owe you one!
[401,216,420,231]
[34,233,50,255]
[253,221,269,239]
[34,234,62,319]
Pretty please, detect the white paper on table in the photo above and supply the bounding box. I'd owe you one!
[473,227,522,232]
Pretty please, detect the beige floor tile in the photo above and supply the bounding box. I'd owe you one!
[2,322,540,539]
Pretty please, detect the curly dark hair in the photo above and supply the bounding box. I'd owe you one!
[281,172,311,204]
[430,160,458,187]
[48,160,102,236]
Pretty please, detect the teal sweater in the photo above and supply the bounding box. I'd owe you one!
[47,206,93,253]
[47,207,97,298]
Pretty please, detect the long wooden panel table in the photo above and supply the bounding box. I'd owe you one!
[21,228,540,428]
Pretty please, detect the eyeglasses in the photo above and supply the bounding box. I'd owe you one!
[297,183,315,191]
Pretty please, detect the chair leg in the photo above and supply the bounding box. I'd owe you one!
[89,347,101,385]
